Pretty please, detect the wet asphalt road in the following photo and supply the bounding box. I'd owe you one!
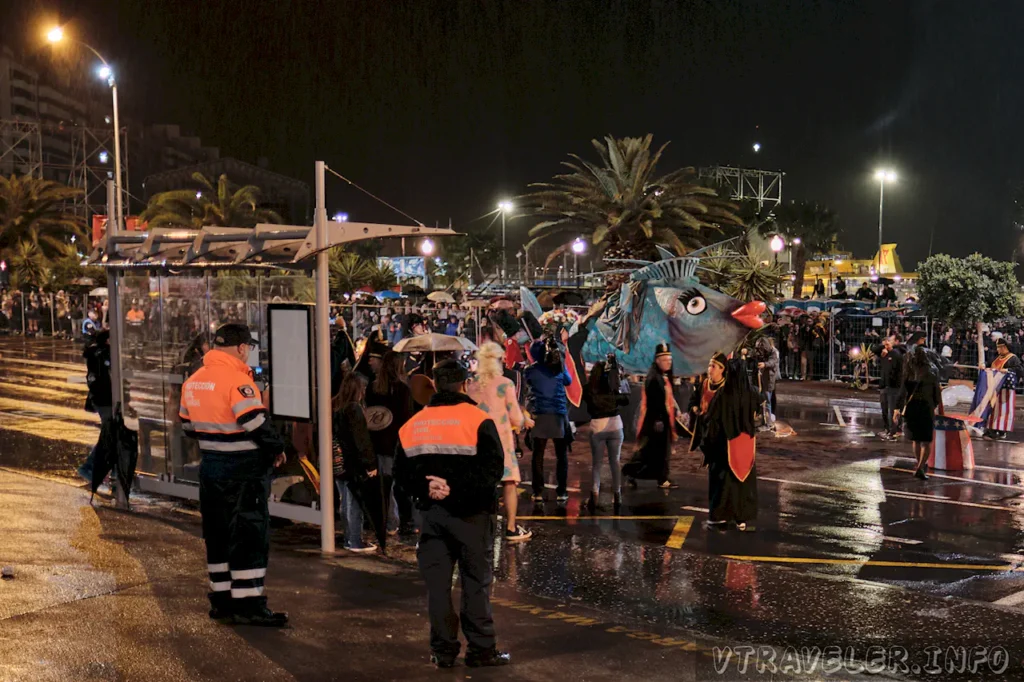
[4,337,1024,680]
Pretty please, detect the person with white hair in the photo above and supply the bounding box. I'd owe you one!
[467,342,533,541]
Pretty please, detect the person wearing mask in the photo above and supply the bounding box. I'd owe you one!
[689,354,759,530]
[524,337,573,503]
[366,350,417,534]
[895,345,942,479]
[394,360,509,669]
[624,343,680,489]
[873,335,905,441]
[582,357,629,512]
[333,371,379,553]
[179,324,288,627]
[467,342,533,541]
[983,337,1022,440]
[78,330,113,483]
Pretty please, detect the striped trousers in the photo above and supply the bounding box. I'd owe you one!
[199,475,271,614]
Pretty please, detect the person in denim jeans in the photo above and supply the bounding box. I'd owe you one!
[582,359,630,513]
[332,372,379,553]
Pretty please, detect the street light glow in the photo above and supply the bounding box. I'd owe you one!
[97,65,112,81]
[792,237,802,245]
[752,142,761,153]
[497,200,513,213]
[420,238,435,256]
[572,237,587,254]
[770,235,785,253]
[874,168,897,183]
[46,26,64,43]
[98,151,109,164]
[333,212,349,222]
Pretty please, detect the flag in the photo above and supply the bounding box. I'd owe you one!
[969,369,1015,432]
[929,415,975,471]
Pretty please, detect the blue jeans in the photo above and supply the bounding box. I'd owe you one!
[339,481,369,549]
[377,455,401,532]
[588,428,624,495]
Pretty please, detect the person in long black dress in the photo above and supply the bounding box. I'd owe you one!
[623,343,680,488]
[688,354,759,530]
[895,345,942,479]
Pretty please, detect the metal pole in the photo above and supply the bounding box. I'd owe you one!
[314,161,335,553]
[111,82,125,232]
[877,181,884,272]
[501,211,506,285]
[49,293,55,337]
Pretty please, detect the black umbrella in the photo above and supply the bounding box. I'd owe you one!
[553,290,586,306]
[90,403,139,506]
[873,276,896,285]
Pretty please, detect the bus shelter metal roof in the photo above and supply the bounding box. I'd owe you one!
[88,222,457,271]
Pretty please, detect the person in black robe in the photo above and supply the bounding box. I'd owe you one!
[689,354,759,530]
[623,343,680,488]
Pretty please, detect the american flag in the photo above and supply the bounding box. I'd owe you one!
[969,369,1016,432]
[930,415,975,471]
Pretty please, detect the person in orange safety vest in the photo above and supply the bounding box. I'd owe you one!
[394,359,509,669]
[179,323,288,627]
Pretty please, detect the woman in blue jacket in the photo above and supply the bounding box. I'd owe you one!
[525,339,573,503]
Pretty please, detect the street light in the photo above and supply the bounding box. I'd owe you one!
[420,238,435,256]
[572,237,586,285]
[873,168,897,272]
[48,26,124,234]
[332,212,348,223]
[497,200,513,283]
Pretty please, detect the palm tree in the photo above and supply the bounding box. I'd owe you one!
[698,245,787,303]
[139,172,283,229]
[0,175,85,258]
[521,135,743,271]
[365,261,398,291]
[761,200,840,298]
[328,250,370,295]
[9,240,49,290]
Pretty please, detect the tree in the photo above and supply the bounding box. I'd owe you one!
[918,253,1021,366]
[521,135,743,270]
[0,175,85,258]
[698,245,787,303]
[365,260,398,291]
[761,200,839,298]
[139,172,283,229]
[9,240,49,290]
[440,232,500,284]
[328,250,370,295]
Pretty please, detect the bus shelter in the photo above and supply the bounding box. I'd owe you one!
[90,170,454,552]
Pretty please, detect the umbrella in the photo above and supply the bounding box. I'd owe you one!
[89,287,109,297]
[402,284,426,297]
[393,333,477,353]
[375,290,403,300]
[873,276,896,285]
[463,299,490,308]
[90,403,139,506]
[489,299,516,311]
[71,277,96,287]
[427,291,456,303]
[553,291,586,306]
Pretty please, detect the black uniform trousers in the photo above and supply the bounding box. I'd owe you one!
[416,506,497,656]
[199,474,271,614]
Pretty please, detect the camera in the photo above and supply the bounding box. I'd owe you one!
[544,337,563,371]
[606,352,618,370]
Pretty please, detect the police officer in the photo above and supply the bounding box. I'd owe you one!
[179,323,288,627]
[395,359,510,669]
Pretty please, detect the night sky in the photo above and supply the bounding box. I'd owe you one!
[4,1,1024,269]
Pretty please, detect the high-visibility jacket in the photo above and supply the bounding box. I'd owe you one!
[179,349,284,479]
[395,392,504,517]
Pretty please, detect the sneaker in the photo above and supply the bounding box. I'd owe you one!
[613,492,622,514]
[555,493,569,504]
[658,480,679,489]
[345,544,378,554]
[430,652,458,669]
[465,648,511,668]
[504,525,532,542]
[532,493,545,502]
[232,607,289,627]
[735,522,754,532]
[208,607,234,622]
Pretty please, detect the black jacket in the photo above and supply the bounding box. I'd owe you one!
[873,344,906,389]
[366,380,416,458]
[582,381,629,420]
[83,342,113,408]
[333,403,377,481]
[394,392,504,517]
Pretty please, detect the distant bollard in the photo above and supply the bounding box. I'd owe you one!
[1,566,13,579]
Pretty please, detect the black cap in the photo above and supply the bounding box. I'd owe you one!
[655,342,672,358]
[908,331,926,345]
[214,323,255,347]
[997,337,1009,348]
[433,359,469,386]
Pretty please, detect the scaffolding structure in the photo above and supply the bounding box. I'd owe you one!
[0,118,128,223]
[699,165,784,209]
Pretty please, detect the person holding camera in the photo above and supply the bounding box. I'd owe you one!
[582,356,630,512]
[525,335,573,503]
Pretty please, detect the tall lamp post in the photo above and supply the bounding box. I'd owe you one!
[770,234,784,298]
[873,168,897,273]
[497,200,513,285]
[420,238,435,291]
[572,237,586,287]
[48,26,124,232]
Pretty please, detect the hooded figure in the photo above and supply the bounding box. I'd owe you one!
[622,343,681,488]
[688,355,758,529]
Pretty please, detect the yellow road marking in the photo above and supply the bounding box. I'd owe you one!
[722,554,1024,572]
[665,516,694,549]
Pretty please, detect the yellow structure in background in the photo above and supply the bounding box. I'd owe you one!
[798,244,917,298]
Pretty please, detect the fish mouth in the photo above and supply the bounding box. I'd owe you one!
[731,301,766,329]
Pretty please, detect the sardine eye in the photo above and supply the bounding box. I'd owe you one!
[684,295,707,315]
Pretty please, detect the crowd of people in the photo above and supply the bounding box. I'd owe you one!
[0,288,100,338]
